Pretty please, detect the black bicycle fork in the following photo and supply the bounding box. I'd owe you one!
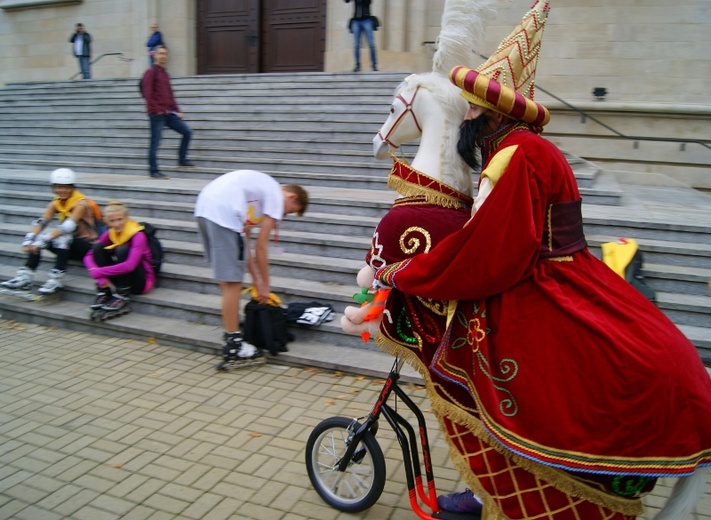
[338,358,445,519]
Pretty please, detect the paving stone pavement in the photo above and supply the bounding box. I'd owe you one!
[0,319,709,520]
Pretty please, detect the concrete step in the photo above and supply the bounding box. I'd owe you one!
[1,73,708,363]
[0,263,369,352]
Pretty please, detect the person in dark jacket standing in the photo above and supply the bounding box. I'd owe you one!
[69,23,92,79]
[346,0,378,72]
[142,45,193,179]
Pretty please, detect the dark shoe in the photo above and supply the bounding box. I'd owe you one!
[437,489,483,514]
[372,66,378,71]
[150,172,170,179]
[178,160,195,167]
[353,66,361,73]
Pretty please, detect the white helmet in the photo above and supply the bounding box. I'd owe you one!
[50,168,76,185]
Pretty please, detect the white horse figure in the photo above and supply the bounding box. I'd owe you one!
[343,0,711,517]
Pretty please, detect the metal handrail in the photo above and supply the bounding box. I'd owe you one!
[535,85,711,152]
[421,42,711,153]
[69,52,133,80]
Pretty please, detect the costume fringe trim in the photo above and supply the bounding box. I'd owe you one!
[374,334,644,517]
[387,155,473,209]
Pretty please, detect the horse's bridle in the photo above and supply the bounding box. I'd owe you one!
[377,86,423,149]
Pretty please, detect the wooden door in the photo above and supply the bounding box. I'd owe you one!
[197,0,259,74]
[261,0,326,72]
[197,0,326,74]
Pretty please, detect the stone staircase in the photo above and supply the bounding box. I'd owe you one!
[0,73,708,364]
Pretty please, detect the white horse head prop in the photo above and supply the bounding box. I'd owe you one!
[372,0,499,206]
[373,73,472,200]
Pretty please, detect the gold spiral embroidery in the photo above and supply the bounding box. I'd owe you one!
[399,226,432,255]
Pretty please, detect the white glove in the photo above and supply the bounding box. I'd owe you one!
[31,232,53,250]
[22,232,36,247]
[52,234,73,250]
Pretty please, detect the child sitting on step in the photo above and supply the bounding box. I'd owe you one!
[83,201,156,316]
[1,168,102,296]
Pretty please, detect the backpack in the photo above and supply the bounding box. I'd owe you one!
[139,66,157,98]
[86,199,106,234]
[242,300,293,355]
[601,238,656,302]
[139,221,163,275]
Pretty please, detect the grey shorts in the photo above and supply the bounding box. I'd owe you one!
[196,217,245,282]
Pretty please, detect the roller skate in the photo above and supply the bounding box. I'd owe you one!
[1,267,35,300]
[89,286,113,320]
[34,269,65,302]
[0,267,57,302]
[216,331,266,371]
[92,287,132,321]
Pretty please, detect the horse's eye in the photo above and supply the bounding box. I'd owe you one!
[390,107,395,114]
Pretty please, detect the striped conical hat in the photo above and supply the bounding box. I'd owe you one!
[450,0,551,127]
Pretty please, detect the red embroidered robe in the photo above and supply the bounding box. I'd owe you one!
[376,128,711,519]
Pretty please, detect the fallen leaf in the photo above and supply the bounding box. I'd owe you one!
[107,463,124,468]
[355,375,365,381]
[333,371,343,377]
[349,388,360,394]
[249,432,262,437]
[337,394,348,399]
[146,337,156,344]
[324,399,336,405]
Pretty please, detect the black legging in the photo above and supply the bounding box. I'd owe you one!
[26,237,92,272]
[90,243,146,295]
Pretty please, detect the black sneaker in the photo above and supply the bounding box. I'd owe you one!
[150,172,170,179]
[178,160,195,167]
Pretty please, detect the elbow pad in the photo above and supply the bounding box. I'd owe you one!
[58,218,77,235]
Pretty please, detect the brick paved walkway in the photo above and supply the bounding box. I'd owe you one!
[0,320,708,519]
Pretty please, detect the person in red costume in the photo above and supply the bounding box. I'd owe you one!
[374,2,711,519]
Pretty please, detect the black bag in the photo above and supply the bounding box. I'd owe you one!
[371,16,380,31]
[243,300,293,355]
[138,221,163,275]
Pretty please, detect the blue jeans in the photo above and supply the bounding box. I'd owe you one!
[149,113,192,174]
[351,18,377,71]
[77,56,91,79]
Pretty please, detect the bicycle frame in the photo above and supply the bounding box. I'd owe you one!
[339,357,444,519]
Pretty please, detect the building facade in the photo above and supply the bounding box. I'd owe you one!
[1,0,709,106]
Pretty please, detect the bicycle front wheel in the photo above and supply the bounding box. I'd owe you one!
[305,416,386,513]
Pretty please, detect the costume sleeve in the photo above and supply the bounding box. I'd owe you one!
[377,147,544,301]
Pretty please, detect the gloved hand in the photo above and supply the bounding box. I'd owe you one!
[22,232,36,247]
[52,234,73,250]
[31,232,52,250]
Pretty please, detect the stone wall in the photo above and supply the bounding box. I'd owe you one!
[0,0,194,83]
[2,0,709,106]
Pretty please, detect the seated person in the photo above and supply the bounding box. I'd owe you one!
[1,168,102,295]
[83,201,156,314]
